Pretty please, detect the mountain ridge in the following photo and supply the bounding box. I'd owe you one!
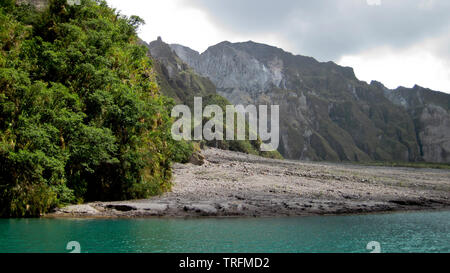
[143,37,283,159]
[169,40,450,163]
[16,0,450,163]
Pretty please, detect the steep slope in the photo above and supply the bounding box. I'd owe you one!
[171,41,449,163]
[145,38,282,159]
[383,84,450,162]
[142,37,216,104]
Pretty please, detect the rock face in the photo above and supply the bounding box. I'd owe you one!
[189,150,205,166]
[146,38,283,159]
[142,38,217,104]
[384,85,450,162]
[16,0,48,10]
[170,41,450,163]
[171,42,285,94]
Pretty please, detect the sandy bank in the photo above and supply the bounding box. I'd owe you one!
[48,148,450,218]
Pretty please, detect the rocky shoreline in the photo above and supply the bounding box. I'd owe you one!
[48,148,450,218]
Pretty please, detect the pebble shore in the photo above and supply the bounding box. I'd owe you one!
[49,148,450,218]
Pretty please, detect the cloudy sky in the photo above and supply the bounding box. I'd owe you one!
[106,0,450,93]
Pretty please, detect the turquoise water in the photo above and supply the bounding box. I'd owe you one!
[0,211,449,253]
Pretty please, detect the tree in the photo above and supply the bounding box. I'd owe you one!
[0,0,188,217]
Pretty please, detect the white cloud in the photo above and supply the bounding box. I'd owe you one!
[105,0,450,94]
[106,0,229,53]
[106,0,292,53]
[366,0,381,6]
[339,43,450,93]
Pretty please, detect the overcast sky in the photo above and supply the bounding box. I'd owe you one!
[106,0,450,93]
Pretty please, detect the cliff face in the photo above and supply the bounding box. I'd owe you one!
[171,41,450,163]
[146,39,283,159]
[384,85,450,163]
[418,105,450,162]
[142,38,216,104]
[171,42,286,95]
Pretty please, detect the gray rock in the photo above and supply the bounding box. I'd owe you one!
[184,204,218,215]
[16,0,48,10]
[59,205,99,215]
[189,151,205,166]
[170,40,450,163]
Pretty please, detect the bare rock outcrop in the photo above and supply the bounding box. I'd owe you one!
[16,0,48,10]
[170,41,450,163]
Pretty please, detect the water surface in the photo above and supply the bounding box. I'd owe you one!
[0,211,448,253]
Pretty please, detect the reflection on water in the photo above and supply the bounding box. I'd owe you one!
[0,211,449,253]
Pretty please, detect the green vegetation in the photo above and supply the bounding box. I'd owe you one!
[148,40,217,105]
[357,161,450,170]
[146,39,282,159]
[199,94,283,159]
[0,0,191,217]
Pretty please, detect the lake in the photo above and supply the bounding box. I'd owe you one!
[0,211,448,253]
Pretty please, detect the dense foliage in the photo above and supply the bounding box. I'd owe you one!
[200,94,283,159]
[0,0,183,217]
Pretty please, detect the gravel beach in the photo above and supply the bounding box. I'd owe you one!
[49,148,450,218]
